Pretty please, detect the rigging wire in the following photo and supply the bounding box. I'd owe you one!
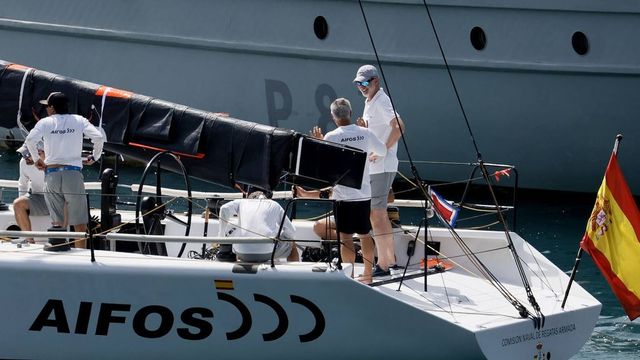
[356,0,414,167]
[418,0,543,326]
[415,235,543,318]
[357,0,544,326]
[419,0,481,159]
[427,227,454,315]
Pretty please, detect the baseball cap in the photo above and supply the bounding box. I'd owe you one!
[39,92,69,107]
[353,65,379,83]
[16,141,44,158]
[16,144,29,158]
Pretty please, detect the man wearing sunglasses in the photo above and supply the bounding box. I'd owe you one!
[354,65,405,277]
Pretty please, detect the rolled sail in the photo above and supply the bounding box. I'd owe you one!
[0,60,365,191]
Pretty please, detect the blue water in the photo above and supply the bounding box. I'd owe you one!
[0,151,638,358]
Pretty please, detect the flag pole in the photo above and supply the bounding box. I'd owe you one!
[561,247,584,309]
[561,134,623,309]
[612,133,623,155]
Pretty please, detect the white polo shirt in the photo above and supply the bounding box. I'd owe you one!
[362,88,399,174]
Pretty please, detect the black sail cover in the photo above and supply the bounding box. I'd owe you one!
[0,61,366,191]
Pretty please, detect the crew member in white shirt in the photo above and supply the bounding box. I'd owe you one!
[25,92,104,249]
[297,97,386,283]
[218,190,298,263]
[13,142,48,243]
[354,65,405,277]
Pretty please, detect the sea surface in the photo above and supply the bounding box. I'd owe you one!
[0,151,638,359]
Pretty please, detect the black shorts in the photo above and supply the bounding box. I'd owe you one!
[334,200,371,235]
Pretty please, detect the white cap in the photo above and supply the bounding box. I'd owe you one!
[16,140,43,158]
[353,65,379,83]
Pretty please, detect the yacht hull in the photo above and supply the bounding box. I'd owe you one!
[0,205,602,359]
[0,244,599,360]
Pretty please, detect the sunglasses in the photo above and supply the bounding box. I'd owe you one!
[355,78,374,87]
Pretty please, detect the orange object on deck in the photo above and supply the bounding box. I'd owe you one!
[421,258,454,271]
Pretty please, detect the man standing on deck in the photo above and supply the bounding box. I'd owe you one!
[354,65,405,277]
[296,97,386,283]
[25,92,104,249]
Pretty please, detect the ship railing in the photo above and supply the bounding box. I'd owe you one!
[459,162,518,229]
[398,160,519,230]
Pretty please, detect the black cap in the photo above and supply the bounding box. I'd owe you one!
[39,92,69,107]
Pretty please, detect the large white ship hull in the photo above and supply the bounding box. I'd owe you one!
[1,0,639,192]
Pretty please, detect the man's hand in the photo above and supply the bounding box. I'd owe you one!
[35,159,45,171]
[82,155,96,166]
[356,117,368,128]
[369,153,380,163]
[310,126,324,139]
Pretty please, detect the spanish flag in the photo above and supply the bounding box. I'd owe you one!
[580,151,640,320]
[214,279,234,291]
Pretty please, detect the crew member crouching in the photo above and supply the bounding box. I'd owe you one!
[218,190,298,262]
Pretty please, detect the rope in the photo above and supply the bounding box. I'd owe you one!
[0,196,181,252]
[418,0,543,323]
[345,0,543,324]
[16,68,33,137]
[356,0,413,166]
[402,224,557,308]
[99,87,111,129]
[419,0,481,159]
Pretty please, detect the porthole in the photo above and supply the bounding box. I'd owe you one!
[314,16,328,40]
[470,26,486,51]
[572,31,589,55]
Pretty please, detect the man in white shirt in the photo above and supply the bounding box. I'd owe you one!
[298,97,386,282]
[25,92,104,249]
[218,191,298,263]
[13,142,48,243]
[354,65,405,276]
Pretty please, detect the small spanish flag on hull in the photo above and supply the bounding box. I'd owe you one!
[214,279,234,291]
[580,149,640,320]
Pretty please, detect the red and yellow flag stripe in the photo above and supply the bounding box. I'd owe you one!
[214,279,234,291]
[580,154,640,320]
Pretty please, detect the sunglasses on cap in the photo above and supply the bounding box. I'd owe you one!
[355,78,374,87]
